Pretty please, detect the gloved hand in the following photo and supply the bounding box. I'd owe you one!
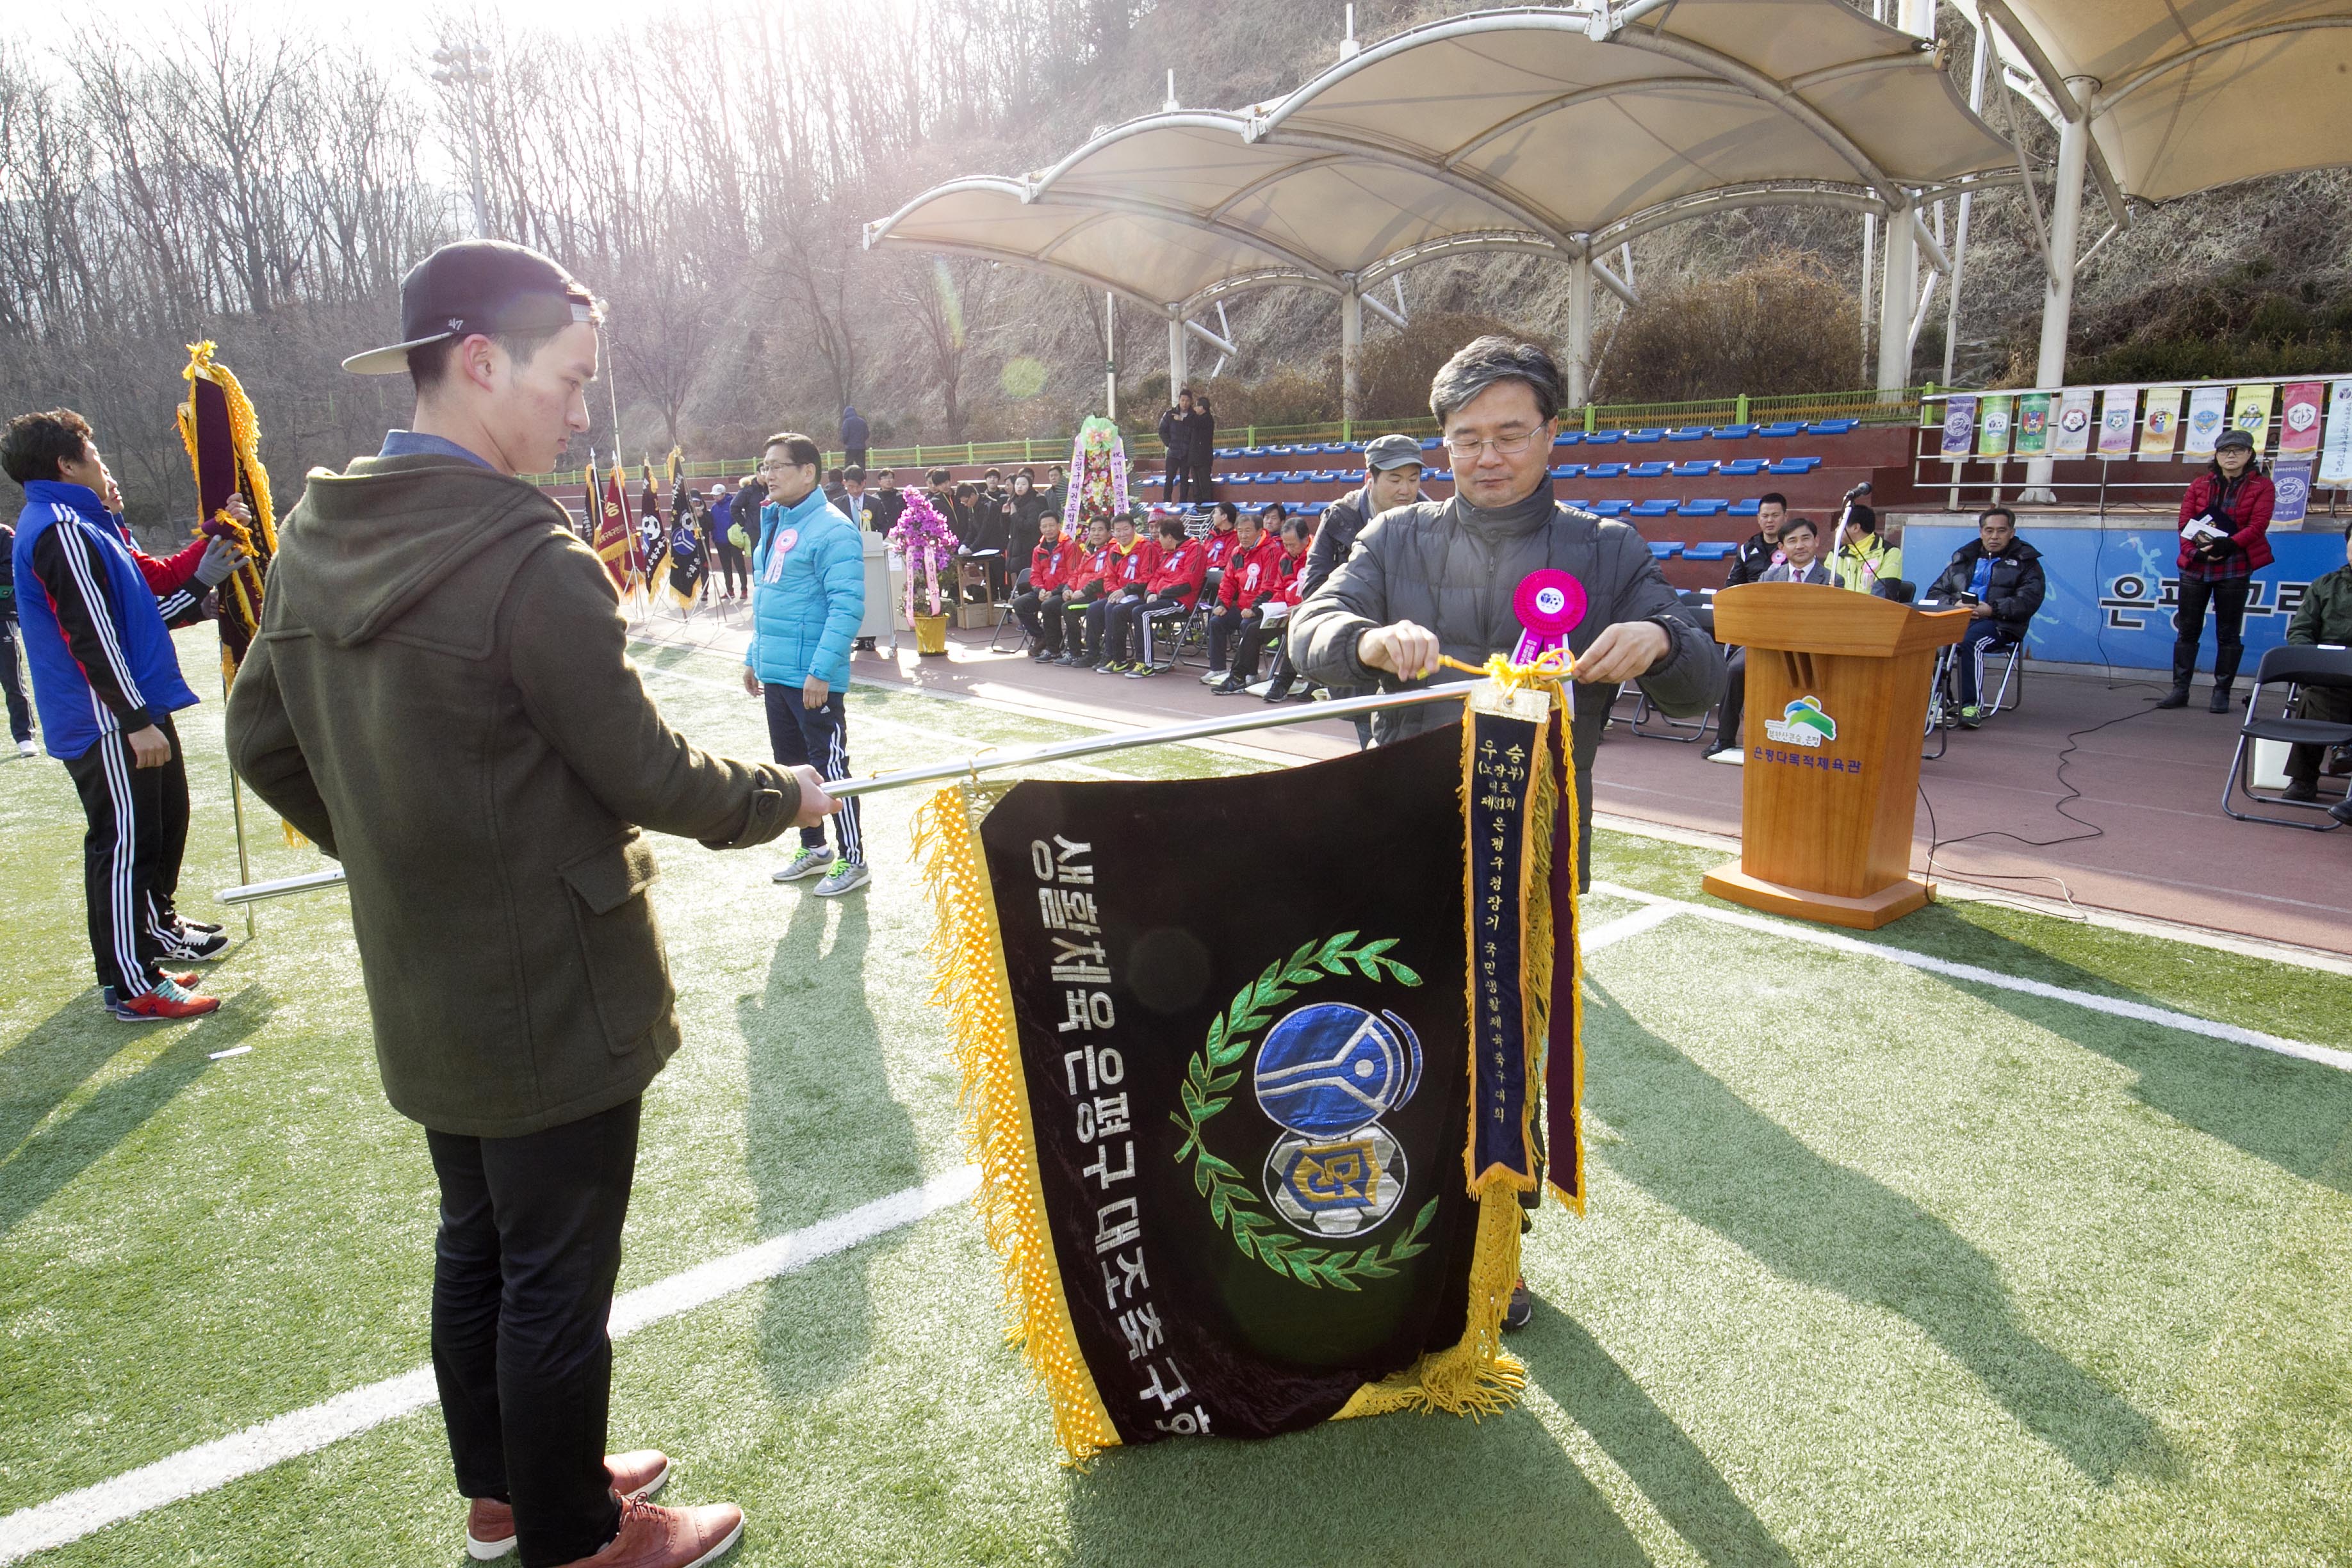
[194,534,244,587]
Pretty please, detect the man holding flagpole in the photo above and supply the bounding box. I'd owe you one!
[227,239,835,1568]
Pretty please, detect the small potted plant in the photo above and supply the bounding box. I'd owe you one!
[888,487,961,656]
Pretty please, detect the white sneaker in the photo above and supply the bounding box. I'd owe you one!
[1705,746,1744,765]
[1243,678,1275,698]
[1198,667,1228,685]
[14,739,33,757]
[813,859,870,897]
[773,845,833,881]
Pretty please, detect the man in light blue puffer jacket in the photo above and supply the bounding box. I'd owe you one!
[740,431,870,895]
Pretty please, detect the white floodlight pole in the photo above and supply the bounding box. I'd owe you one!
[1567,252,1594,409]
[1340,283,1363,430]
[2023,79,2095,502]
[1876,195,1918,396]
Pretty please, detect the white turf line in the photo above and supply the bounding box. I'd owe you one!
[0,1168,979,1565]
[7,894,2340,1560]
[1587,881,2352,1075]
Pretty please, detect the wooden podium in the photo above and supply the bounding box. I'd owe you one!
[1701,584,1969,929]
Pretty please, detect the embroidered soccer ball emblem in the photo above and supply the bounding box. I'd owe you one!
[1253,1003,1421,1236]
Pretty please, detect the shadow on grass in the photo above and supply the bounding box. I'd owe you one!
[0,987,270,1240]
[1858,907,2352,1196]
[1584,979,2165,1485]
[1065,1401,1655,1568]
[740,892,921,1399]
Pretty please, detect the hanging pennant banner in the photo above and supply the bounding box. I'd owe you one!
[2272,459,2314,527]
[2279,382,2324,457]
[2014,393,2052,456]
[1939,395,1978,460]
[1977,394,2013,459]
[2052,388,2095,457]
[2319,380,2352,487]
[2137,388,2183,461]
[2231,384,2275,455]
[2096,386,2137,458]
[2184,386,2229,460]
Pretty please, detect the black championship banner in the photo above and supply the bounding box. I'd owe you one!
[916,676,1582,1459]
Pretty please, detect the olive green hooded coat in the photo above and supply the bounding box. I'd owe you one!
[227,453,801,1136]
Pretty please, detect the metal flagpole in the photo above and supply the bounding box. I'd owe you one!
[214,683,1473,907]
[222,667,258,938]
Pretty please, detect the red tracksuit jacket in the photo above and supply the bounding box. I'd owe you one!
[1029,538,1070,592]
[1203,528,1243,570]
[1217,535,1286,612]
[1063,542,1113,599]
[1146,537,1209,610]
[1103,536,1161,596]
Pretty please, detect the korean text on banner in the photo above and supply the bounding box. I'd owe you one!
[2320,379,2352,487]
[2272,460,2313,527]
[2280,382,2324,456]
[2096,387,2137,459]
[1939,395,1978,460]
[2184,386,2228,460]
[1976,394,2013,459]
[2052,388,2095,457]
[2232,384,2276,455]
[2138,388,2183,461]
[2014,393,2050,456]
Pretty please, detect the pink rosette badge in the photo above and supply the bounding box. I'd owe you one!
[1511,568,1587,666]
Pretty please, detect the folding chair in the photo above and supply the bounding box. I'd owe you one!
[1619,591,1718,744]
[2222,645,2352,829]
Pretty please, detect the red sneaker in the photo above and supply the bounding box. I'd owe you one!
[556,1496,742,1568]
[107,980,219,1022]
[466,1453,672,1560]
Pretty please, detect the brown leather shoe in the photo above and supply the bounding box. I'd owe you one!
[466,1452,673,1560]
[555,1496,744,1568]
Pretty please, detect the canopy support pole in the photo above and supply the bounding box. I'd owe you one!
[1875,197,1917,396]
[2023,81,2093,501]
[1166,310,1188,402]
[1341,286,1363,428]
[1567,252,1594,409]
[1944,20,1988,389]
[1104,291,1118,420]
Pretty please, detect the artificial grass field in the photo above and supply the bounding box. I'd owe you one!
[3,625,2349,1566]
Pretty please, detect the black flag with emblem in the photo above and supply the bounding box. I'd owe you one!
[915,679,1582,1459]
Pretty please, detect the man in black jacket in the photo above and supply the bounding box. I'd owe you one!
[1158,390,1197,503]
[1724,492,1789,587]
[1188,396,1217,501]
[1925,505,2045,726]
[1297,433,1425,747]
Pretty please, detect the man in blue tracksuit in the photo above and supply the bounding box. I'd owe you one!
[740,430,869,895]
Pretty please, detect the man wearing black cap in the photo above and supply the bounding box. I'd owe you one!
[1294,433,1426,746]
[227,240,831,1568]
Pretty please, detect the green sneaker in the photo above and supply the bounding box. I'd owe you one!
[813,858,870,897]
[1958,705,1985,729]
[773,845,832,882]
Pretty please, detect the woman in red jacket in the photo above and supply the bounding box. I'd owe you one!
[2162,428,2275,711]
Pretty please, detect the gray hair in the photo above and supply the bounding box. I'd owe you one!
[1428,334,1564,427]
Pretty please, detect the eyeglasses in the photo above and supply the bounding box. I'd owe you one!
[1442,429,1542,459]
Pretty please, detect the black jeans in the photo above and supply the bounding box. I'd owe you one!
[2173,575,2252,689]
[427,1098,641,1568]
[62,712,188,994]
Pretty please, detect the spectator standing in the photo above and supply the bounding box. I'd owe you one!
[1159,389,1197,503]
[227,240,831,1568]
[0,513,34,755]
[821,467,847,512]
[2162,427,2275,712]
[708,483,747,602]
[866,469,906,535]
[837,465,870,530]
[1012,508,1071,660]
[2279,521,2352,821]
[1706,516,1834,764]
[745,432,869,897]
[1923,506,2045,728]
[1043,462,1069,521]
[840,405,869,473]
[1189,395,1218,502]
[1725,493,1790,587]
[1006,470,1045,540]
[7,407,243,1018]
[1119,514,1209,676]
[1301,434,1425,746]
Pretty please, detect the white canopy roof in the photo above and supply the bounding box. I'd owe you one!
[866,1,2016,313]
[1954,0,2352,202]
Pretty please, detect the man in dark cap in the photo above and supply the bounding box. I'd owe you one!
[227,240,830,1568]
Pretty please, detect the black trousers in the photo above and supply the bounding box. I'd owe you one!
[1014,588,1066,654]
[2287,685,2352,785]
[1207,606,1252,673]
[1163,453,1193,503]
[1191,459,1215,503]
[0,618,29,742]
[764,685,863,862]
[712,541,747,596]
[2173,576,2252,689]
[1096,591,1152,661]
[428,1098,640,1568]
[1061,594,1109,661]
[62,712,188,995]
[1230,614,1286,683]
[1111,592,1189,665]
[1717,648,1748,749]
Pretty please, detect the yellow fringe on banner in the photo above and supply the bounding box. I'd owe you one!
[1549,721,1587,1217]
[911,785,1120,1463]
[174,341,279,557]
[1332,1186,1527,1421]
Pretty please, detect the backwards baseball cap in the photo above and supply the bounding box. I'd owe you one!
[1363,433,1425,471]
[343,240,600,376]
[2214,428,2256,452]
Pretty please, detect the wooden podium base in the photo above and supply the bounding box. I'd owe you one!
[1702,863,1934,931]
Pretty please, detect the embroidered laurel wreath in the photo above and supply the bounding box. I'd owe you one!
[1170,933,1437,1289]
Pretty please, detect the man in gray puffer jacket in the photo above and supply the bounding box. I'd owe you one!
[1291,336,1722,892]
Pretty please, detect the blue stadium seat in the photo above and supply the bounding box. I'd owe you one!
[1215,446,1243,458]
[1712,424,1756,439]
[1624,429,1665,443]
[1242,502,1269,516]
[1647,541,1685,559]
[1632,500,1677,518]
[1628,461,1670,478]
[1591,500,1631,516]
[1683,541,1737,560]
[1728,499,1762,516]
[1809,418,1859,435]
[1419,436,1444,450]
[1243,446,1271,457]
[1298,500,1327,515]
[1587,462,1627,478]
[1768,455,1822,475]
[1722,457,1768,477]
[1757,421,1804,438]
[1562,497,1594,510]
[1671,460,1717,477]
[1308,468,1339,482]
[1666,427,1709,442]
[1585,430,1622,445]
[1678,499,1727,517]
[1550,463,1586,479]
[1553,431,1583,446]
[1428,470,1453,483]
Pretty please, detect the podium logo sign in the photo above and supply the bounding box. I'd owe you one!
[1763,696,1838,749]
